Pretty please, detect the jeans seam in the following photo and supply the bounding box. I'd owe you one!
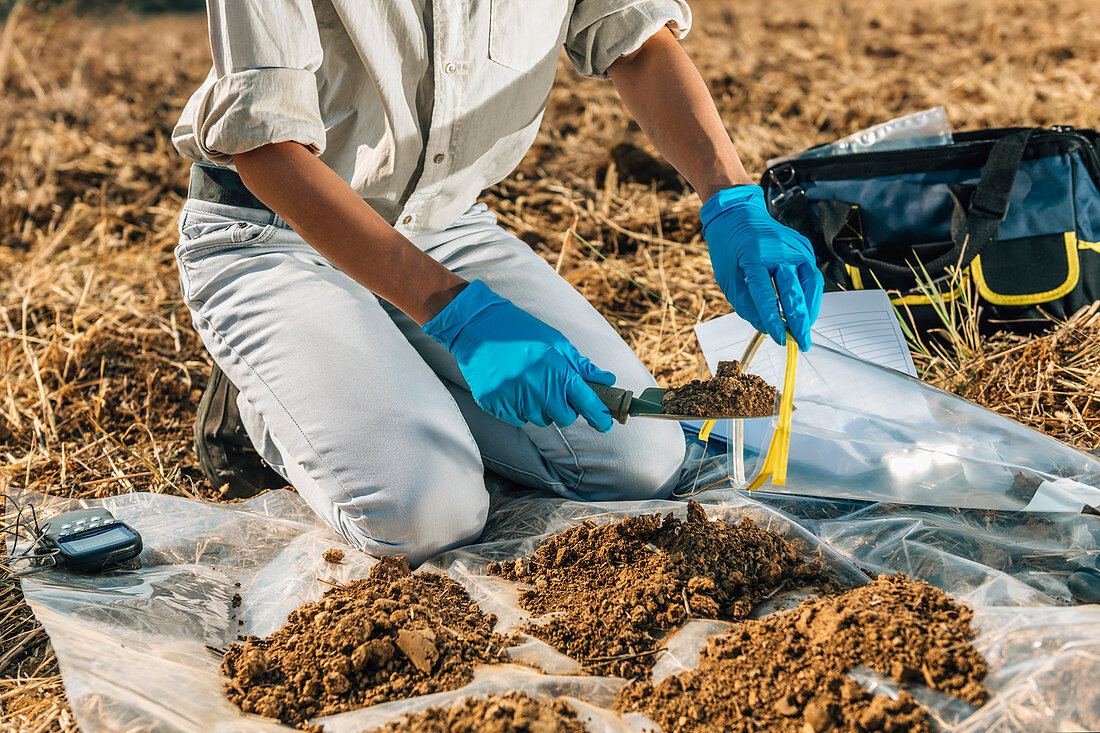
[480,424,586,494]
[189,308,358,507]
[434,374,494,478]
[481,455,572,494]
[548,423,585,491]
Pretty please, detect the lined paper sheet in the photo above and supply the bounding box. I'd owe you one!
[810,290,917,376]
[693,289,917,378]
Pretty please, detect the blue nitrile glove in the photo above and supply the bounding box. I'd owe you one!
[423,279,616,432]
[701,185,824,351]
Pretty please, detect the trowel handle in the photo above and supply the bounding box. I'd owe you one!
[585,381,632,424]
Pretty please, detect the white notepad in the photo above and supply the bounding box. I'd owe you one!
[693,289,917,379]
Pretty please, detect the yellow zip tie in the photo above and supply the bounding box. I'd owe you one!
[745,333,799,490]
[697,419,716,443]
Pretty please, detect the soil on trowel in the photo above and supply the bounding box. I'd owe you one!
[362,691,586,733]
[661,360,776,417]
[488,501,830,678]
[221,556,514,727]
[617,574,990,733]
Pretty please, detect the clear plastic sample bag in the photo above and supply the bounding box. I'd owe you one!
[725,335,1100,511]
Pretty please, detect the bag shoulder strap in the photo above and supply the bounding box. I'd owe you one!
[955,127,1037,266]
[821,128,1037,279]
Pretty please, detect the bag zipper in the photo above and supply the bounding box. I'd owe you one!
[765,127,1100,189]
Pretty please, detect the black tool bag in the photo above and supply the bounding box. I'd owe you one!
[761,126,1100,334]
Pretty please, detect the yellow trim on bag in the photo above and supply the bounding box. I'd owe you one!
[889,274,970,306]
[1079,237,1100,254]
[846,263,969,306]
[845,264,864,290]
[970,231,1080,306]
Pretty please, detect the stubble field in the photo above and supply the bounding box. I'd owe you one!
[2,0,1099,729]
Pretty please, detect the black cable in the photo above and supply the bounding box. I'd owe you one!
[1,495,60,576]
[2,493,45,564]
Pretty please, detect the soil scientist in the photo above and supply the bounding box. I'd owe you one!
[172,0,824,563]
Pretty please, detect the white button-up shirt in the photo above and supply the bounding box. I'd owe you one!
[172,0,691,235]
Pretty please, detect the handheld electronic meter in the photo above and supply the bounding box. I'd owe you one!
[36,508,143,572]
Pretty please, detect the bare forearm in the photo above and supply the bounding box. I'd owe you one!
[607,27,753,201]
[232,143,466,324]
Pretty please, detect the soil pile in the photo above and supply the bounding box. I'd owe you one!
[618,575,989,733]
[662,361,776,417]
[489,501,828,678]
[222,557,514,727]
[362,692,586,733]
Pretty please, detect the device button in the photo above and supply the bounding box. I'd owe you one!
[61,524,71,530]
[75,519,85,525]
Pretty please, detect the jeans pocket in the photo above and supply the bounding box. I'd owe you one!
[175,207,283,309]
[177,209,279,263]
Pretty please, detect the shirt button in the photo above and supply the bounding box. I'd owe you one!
[433,153,445,164]
[402,216,412,225]
[443,61,457,75]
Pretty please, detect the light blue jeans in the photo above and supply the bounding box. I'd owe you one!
[175,197,686,564]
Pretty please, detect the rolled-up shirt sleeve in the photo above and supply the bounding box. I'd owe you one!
[565,0,692,78]
[189,0,326,164]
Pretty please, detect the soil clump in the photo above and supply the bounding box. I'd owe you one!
[489,501,828,678]
[662,361,776,417]
[222,556,514,727]
[362,692,586,733]
[323,548,345,563]
[617,574,989,733]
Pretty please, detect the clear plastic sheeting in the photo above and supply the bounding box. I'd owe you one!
[718,488,1100,608]
[726,338,1100,511]
[10,471,1100,732]
[766,106,954,167]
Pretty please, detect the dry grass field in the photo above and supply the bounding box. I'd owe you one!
[2,0,1099,729]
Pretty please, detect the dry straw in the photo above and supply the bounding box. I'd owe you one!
[3,0,1100,729]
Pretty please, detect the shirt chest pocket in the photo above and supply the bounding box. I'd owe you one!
[488,0,572,72]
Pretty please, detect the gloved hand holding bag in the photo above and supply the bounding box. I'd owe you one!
[701,185,824,350]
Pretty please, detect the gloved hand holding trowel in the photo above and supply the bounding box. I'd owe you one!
[175,2,824,564]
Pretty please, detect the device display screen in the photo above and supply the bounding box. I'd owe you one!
[58,525,135,554]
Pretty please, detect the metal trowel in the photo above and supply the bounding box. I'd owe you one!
[585,381,766,424]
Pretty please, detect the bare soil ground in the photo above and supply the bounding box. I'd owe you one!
[361,692,586,733]
[2,0,1099,729]
[232,506,985,731]
[222,556,513,728]
[489,501,827,678]
[226,505,987,731]
[617,574,989,733]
